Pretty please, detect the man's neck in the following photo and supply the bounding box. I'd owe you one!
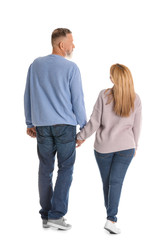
[52,48,65,57]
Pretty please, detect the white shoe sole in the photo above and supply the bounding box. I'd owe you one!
[104,226,120,234]
[47,222,71,230]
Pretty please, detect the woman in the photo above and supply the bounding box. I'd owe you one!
[76,64,142,234]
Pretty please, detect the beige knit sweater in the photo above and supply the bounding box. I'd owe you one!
[77,89,142,153]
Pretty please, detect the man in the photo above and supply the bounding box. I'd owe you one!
[24,28,87,230]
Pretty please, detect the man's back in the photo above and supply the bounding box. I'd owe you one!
[24,54,86,128]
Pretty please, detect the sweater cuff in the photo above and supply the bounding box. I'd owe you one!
[79,121,87,130]
[76,133,85,140]
[27,124,34,128]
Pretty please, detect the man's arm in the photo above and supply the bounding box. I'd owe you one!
[69,65,87,129]
[24,65,36,137]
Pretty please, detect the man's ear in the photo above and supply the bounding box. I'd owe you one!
[59,41,64,50]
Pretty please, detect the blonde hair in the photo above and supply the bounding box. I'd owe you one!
[105,64,136,117]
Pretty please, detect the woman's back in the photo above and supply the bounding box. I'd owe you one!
[93,89,141,153]
[77,63,142,153]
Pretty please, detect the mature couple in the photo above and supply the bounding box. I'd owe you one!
[24,28,142,234]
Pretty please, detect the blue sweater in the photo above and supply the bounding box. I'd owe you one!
[24,54,87,129]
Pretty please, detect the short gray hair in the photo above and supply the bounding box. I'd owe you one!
[51,28,72,46]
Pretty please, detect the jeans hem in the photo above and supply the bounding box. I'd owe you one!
[48,216,64,220]
[107,217,117,222]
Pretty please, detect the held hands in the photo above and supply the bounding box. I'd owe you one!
[76,139,85,148]
[27,127,36,138]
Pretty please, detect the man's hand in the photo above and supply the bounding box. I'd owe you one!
[76,139,85,148]
[27,127,36,138]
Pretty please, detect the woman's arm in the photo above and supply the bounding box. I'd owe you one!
[76,91,103,142]
[132,96,142,150]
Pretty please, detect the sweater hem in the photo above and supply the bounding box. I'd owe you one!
[32,121,77,127]
[94,144,136,154]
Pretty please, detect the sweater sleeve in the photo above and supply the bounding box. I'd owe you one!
[77,91,103,140]
[132,96,142,149]
[24,64,34,128]
[69,65,87,130]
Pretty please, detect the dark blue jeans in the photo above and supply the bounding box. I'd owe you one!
[94,148,135,222]
[36,125,76,220]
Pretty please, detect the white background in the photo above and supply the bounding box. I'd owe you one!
[1,0,166,239]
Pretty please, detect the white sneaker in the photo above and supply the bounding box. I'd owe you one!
[104,220,121,234]
[47,217,72,230]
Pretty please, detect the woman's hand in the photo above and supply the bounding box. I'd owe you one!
[76,139,85,148]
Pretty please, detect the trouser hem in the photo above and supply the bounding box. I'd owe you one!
[107,216,117,222]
